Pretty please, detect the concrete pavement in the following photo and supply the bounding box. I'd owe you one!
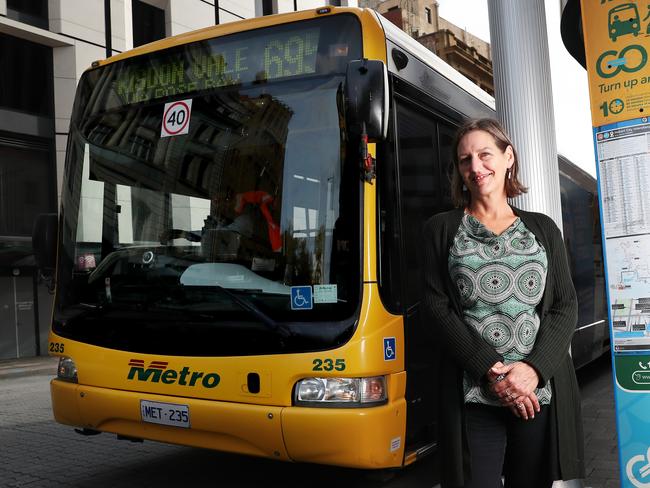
[0,356,58,380]
[578,354,621,488]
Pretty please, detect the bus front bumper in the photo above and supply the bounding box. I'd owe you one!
[50,379,406,469]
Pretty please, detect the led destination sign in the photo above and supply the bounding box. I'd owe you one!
[114,28,322,105]
[74,15,361,119]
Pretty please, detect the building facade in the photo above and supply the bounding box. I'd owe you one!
[360,0,493,95]
[0,0,357,360]
[361,0,439,38]
[418,21,493,96]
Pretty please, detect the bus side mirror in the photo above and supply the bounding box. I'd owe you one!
[32,213,58,277]
[345,59,388,141]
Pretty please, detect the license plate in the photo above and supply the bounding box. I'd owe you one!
[140,400,190,428]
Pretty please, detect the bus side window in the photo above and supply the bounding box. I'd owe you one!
[436,123,456,212]
[395,101,442,306]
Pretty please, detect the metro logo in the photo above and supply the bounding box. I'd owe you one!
[127,359,220,388]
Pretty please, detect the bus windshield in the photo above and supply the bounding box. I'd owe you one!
[54,15,363,356]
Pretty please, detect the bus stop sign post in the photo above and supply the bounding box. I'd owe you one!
[579,1,650,486]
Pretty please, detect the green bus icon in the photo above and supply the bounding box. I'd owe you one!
[609,3,640,41]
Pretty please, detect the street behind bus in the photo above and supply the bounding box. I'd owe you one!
[0,354,618,488]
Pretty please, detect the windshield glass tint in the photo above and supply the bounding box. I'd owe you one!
[54,16,362,356]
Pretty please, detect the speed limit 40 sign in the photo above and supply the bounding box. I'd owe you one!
[161,99,193,138]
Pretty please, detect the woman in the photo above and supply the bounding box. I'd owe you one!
[423,118,584,487]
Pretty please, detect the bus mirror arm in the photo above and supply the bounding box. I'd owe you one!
[344,59,388,142]
[360,123,376,184]
[32,213,58,282]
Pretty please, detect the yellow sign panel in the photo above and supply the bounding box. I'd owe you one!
[581,0,650,126]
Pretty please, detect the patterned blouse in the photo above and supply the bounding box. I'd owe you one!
[448,213,552,406]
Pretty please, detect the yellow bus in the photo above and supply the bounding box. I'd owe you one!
[38,5,606,470]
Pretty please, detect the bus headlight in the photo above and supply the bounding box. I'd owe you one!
[57,357,78,383]
[294,376,387,406]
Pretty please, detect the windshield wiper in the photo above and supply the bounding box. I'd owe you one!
[214,286,292,339]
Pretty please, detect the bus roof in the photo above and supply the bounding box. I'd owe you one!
[90,7,372,70]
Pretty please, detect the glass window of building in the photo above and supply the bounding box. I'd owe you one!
[132,0,166,47]
[0,34,53,117]
[262,0,274,15]
[0,139,56,240]
[0,33,55,261]
[425,7,432,23]
[6,0,48,30]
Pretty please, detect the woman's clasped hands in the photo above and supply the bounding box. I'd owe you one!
[488,361,541,420]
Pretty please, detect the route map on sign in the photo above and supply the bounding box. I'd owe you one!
[606,235,650,299]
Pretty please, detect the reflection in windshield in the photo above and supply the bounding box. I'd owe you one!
[180,263,290,293]
[55,75,360,358]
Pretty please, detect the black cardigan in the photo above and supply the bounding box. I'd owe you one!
[422,207,585,486]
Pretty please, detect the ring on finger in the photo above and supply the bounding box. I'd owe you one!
[517,403,524,409]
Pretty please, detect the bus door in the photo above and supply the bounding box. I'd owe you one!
[379,85,457,447]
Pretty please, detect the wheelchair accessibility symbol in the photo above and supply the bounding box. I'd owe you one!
[290,286,313,310]
[626,446,650,487]
[384,337,396,361]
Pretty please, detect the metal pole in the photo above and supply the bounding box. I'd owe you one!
[104,0,112,58]
[13,275,19,357]
[487,0,563,230]
[215,0,220,24]
[32,270,40,356]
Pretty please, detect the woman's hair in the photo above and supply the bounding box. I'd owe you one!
[450,118,528,208]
